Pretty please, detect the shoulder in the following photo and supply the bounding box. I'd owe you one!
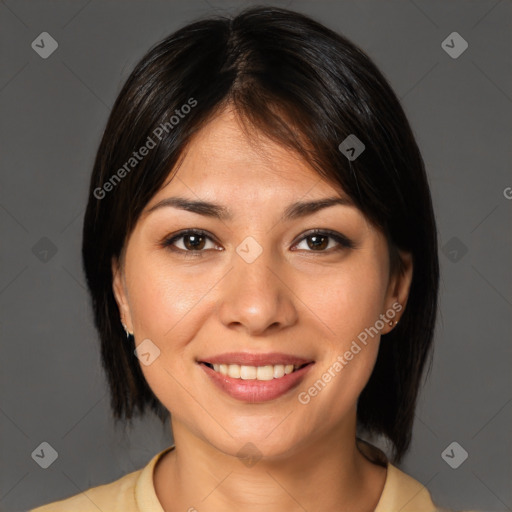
[382,464,479,512]
[28,445,174,512]
[379,463,439,511]
[356,438,476,512]
[28,468,141,512]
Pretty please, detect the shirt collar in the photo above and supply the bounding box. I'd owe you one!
[136,440,438,512]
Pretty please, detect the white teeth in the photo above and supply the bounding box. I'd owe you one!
[240,365,257,380]
[208,362,303,380]
[228,364,241,378]
[273,365,285,378]
[256,365,274,381]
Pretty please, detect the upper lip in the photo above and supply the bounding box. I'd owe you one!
[198,352,314,367]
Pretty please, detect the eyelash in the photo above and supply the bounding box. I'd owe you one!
[161,228,355,257]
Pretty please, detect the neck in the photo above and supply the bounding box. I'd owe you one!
[153,416,387,512]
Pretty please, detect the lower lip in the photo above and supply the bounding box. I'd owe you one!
[199,363,314,403]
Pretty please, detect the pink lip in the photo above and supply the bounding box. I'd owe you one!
[198,361,315,403]
[198,352,313,366]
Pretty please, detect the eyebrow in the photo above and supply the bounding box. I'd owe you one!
[143,195,354,222]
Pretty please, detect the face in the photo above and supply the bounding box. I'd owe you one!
[112,106,412,459]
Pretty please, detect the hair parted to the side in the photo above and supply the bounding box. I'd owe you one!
[82,5,439,464]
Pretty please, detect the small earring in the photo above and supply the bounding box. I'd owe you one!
[121,322,132,338]
[388,319,399,327]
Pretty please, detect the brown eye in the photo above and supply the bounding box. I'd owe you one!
[162,229,219,254]
[306,234,329,251]
[294,229,355,252]
[182,233,206,250]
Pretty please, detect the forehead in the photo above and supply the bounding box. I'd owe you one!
[156,106,342,201]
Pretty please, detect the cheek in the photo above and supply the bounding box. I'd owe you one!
[124,250,221,389]
[126,253,207,340]
[302,252,389,344]
[124,255,208,415]
[296,252,388,414]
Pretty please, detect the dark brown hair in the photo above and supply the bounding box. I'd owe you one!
[82,5,439,464]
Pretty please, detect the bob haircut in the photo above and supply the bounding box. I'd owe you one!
[82,5,439,464]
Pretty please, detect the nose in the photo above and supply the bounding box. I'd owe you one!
[217,244,298,336]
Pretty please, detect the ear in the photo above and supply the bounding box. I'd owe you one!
[381,249,413,334]
[111,256,133,333]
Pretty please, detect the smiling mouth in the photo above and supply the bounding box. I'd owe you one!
[200,362,312,381]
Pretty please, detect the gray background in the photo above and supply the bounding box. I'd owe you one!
[0,0,511,511]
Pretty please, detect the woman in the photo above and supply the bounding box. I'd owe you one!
[31,5,466,512]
